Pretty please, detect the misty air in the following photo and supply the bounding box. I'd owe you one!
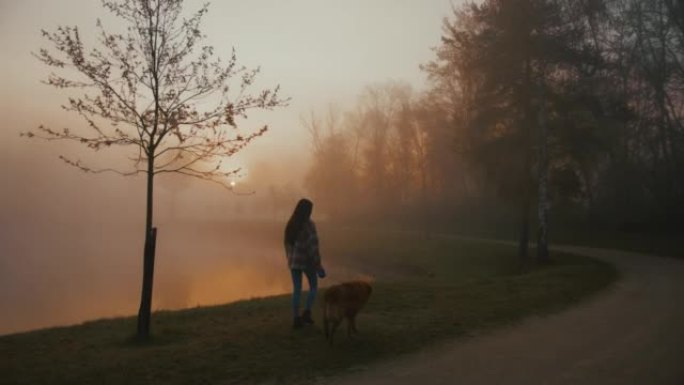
[1,0,683,384]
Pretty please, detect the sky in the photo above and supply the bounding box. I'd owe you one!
[0,0,466,229]
[0,0,460,247]
[0,0,456,170]
[0,0,460,334]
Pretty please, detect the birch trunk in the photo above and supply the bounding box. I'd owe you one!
[537,84,550,263]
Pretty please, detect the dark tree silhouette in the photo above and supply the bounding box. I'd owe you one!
[24,0,287,339]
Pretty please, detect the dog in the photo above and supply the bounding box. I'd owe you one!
[323,280,372,345]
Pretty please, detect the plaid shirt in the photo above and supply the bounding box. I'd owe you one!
[285,220,321,270]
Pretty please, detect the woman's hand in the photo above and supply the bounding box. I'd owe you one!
[317,266,326,278]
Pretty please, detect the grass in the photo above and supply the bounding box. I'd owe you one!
[548,227,684,258]
[1,228,618,385]
[450,220,684,258]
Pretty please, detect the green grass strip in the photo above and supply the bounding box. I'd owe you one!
[1,232,618,385]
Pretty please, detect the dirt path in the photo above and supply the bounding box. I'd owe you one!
[319,242,684,385]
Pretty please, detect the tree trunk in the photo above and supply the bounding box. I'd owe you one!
[518,192,531,263]
[137,158,156,339]
[421,165,430,239]
[537,84,550,263]
[518,58,533,265]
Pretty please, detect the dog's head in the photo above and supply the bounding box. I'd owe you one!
[355,280,372,298]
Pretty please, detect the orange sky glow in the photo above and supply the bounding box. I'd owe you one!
[0,0,459,334]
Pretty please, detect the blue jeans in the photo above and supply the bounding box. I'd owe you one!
[291,268,318,317]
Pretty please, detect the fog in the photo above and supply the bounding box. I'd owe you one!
[5,0,682,337]
[0,112,357,335]
[0,0,458,335]
[0,144,303,335]
[0,162,372,335]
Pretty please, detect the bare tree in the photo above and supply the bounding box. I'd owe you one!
[24,0,286,339]
[302,107,358,218]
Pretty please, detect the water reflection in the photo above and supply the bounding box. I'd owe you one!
[0,220,355,335]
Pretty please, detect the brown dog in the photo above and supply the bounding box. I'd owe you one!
[323,280,372,345]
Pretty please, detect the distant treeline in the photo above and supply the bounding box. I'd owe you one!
[305,0,684,243]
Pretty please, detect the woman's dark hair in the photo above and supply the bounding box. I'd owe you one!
[284,198,313,246]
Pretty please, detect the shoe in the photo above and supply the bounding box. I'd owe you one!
[301,309,314,325]
[293,316,304,329]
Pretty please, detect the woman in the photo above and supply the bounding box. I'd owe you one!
[284,198,325,329]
